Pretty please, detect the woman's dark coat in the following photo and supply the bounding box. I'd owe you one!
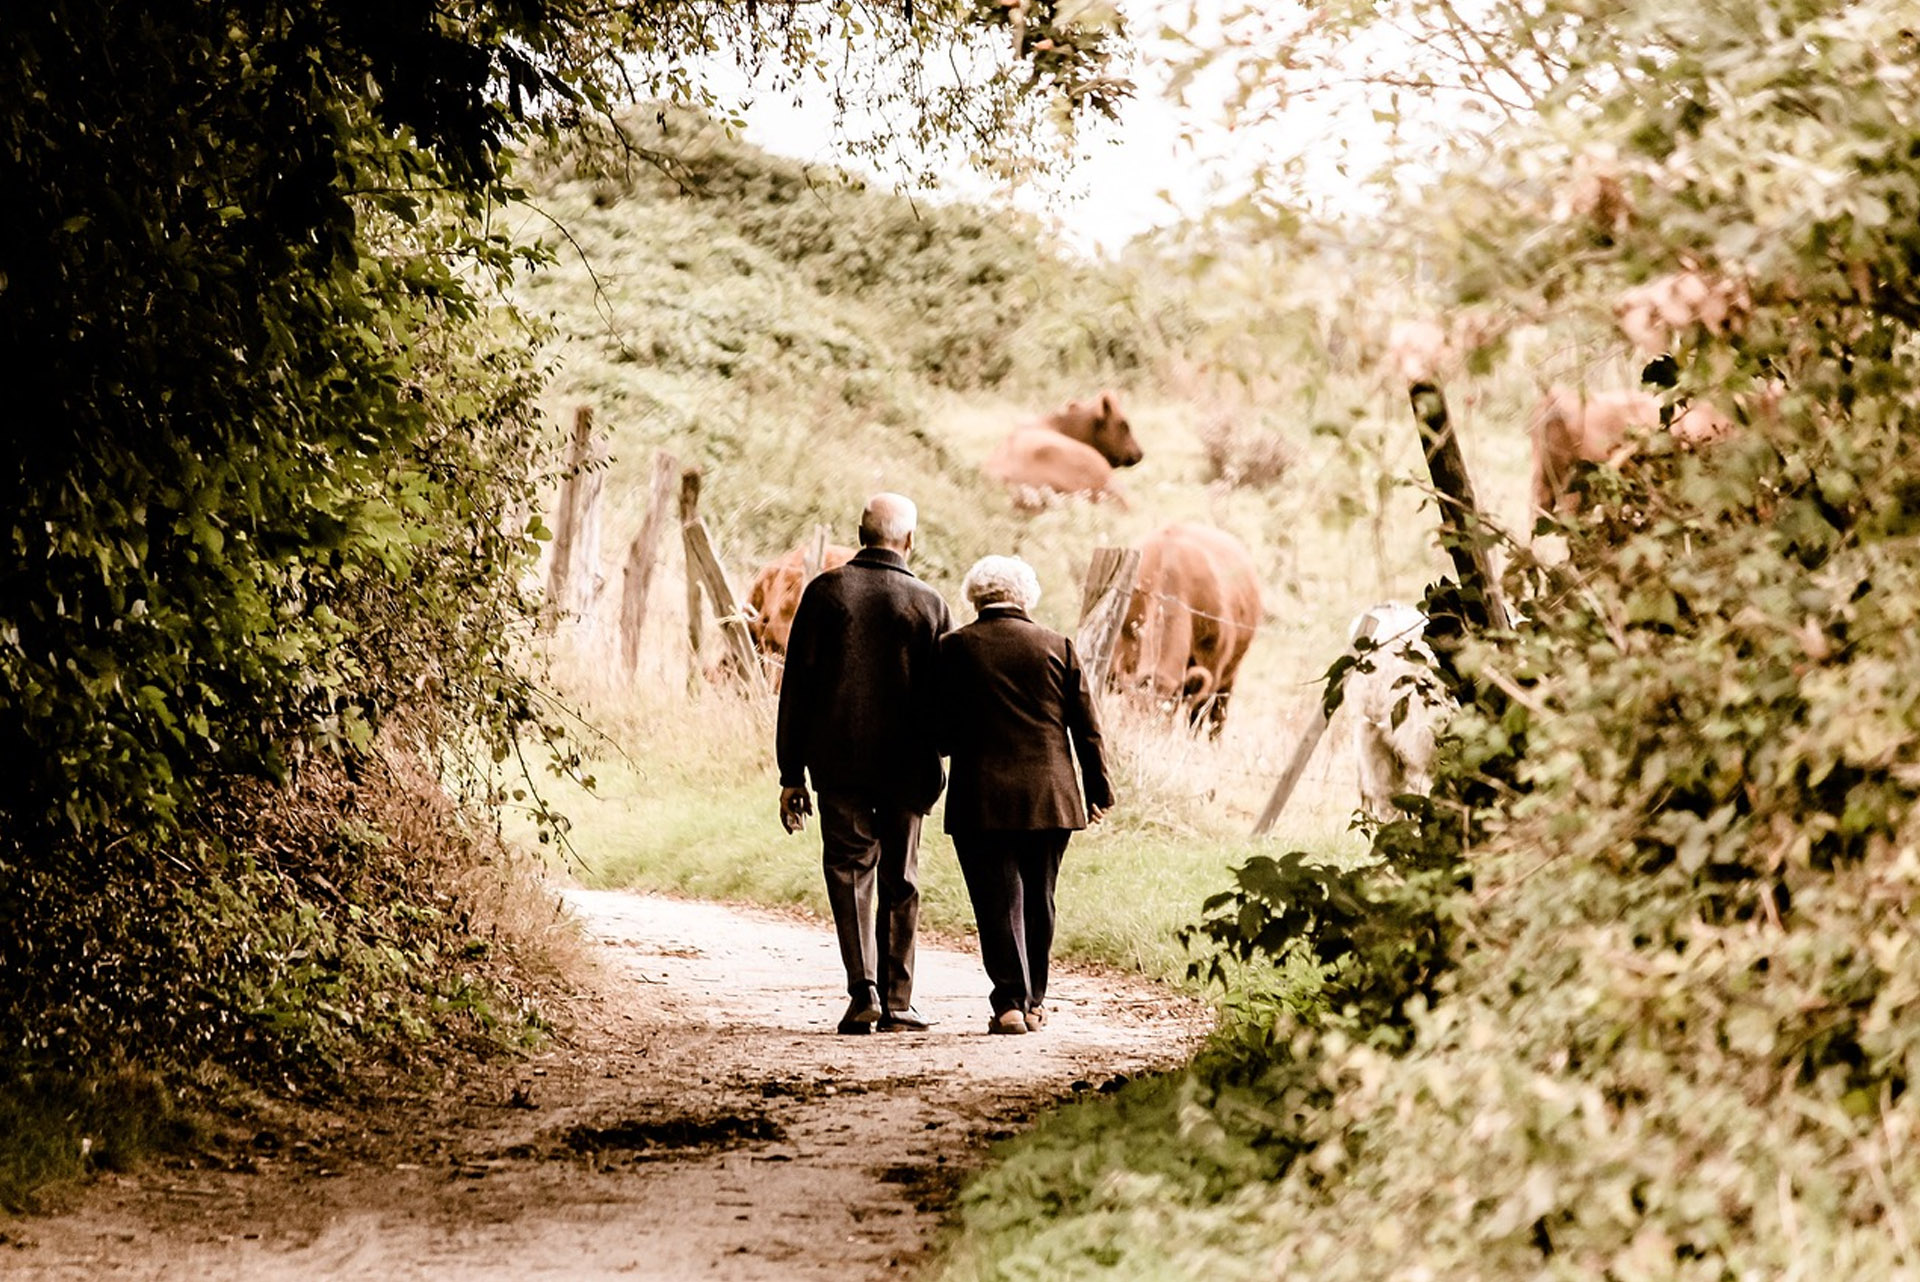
[937,604,1114,832]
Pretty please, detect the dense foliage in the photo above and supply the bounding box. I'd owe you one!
[0,0,1133,1202]
[940,1,1920,1276]
[0,0,575,1074]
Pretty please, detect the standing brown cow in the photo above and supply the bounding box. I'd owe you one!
[1110,522,1262,737]
[1528,387,1736,515]
[739,541,855,690]
[984,391,1142,509]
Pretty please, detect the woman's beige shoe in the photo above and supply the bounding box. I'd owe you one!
[988,1009,1028,1035]
[1024,1005,1048,1032]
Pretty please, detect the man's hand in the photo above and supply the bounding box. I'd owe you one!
[1088,802,1110,825]
[780,785,813,834]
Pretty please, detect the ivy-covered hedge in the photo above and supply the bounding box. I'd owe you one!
[0,2,568,1078]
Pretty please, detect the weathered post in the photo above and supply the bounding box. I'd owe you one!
[679,469,705,675]
[678,470,764,691]
[802,523,831,581]
[1408,380,1511,632]
[1252,701,1333,836]
[1075,547,1141,695]
[545,404,605,629]
[1255,382,1508,835]
[618,451,679,675]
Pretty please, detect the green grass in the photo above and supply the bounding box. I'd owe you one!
[507,671,1371,986]
[0,1069,192,1213]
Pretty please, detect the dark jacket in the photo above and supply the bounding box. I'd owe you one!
[776,546,953,813]
[937,604,1115,833]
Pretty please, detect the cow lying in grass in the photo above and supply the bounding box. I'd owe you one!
[984,391,1141,510]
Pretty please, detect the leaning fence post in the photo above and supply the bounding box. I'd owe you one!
[1076,547,1141,696]
[678,470,763,691]
[1409,380,1510,632]
[619,451,679,676]
[1253,700,1333,836]
[1257,382,1509,835]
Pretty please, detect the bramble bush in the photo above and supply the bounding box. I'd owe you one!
[939,1,1920,1276]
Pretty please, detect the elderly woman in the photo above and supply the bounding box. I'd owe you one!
[938,555,1115,1035]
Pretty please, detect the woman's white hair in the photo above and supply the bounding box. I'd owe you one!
[962,555,1042,612]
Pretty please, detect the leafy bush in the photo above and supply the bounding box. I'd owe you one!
[534,106,1192,397]
[0,15,617,1211]
[938,1,1920,1276]
[1198,411,1296,490]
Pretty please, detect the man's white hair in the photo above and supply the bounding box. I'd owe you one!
[859,492,917,547]
[962,555,1041,612]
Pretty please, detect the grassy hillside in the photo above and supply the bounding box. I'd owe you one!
[499,108,1548,982]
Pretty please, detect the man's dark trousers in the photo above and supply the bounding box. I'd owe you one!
[951,829,1070,1016]
[818,792,921,1011]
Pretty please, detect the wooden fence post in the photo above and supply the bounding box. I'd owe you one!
[1256,386,1507,835]
[678,469,763,691]
[802,523,831,581]
[1252,701,1333,836]
[679,469,705,676]
[545,404,604,629]
[618,451,679,675]
[1076,547,1141,695]
[1409,380,1511,632]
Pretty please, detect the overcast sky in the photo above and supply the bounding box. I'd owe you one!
[708,4,1410,258]
[706,6,1252,257]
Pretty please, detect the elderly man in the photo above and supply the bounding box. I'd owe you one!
[776,493,952,1034]
[937,555,1114,1035]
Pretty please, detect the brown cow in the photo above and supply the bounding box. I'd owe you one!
[1528,387,1738,515]
[984,429,1131,511]
[1038,390,1143,468]
[1615,270,1750,356]
[1110,522,1263,737]
[983,392,1142,509]
[737,540,855,690]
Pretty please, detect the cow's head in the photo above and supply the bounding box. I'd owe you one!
[1086,391,1143,468]
[1107,599,1181,705]
[1055,391,1143,469]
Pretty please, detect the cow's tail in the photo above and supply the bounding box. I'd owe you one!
[1182,663,1217,704]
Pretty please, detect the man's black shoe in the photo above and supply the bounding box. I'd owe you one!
[838,991,882,1035]
[878,1006,935,1032]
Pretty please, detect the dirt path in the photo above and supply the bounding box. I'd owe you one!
[9,886,1209,1280]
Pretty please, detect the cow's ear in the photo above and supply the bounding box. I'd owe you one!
[1100,390,1118,421]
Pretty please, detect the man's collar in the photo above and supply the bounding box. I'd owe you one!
[851,545,912,572]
